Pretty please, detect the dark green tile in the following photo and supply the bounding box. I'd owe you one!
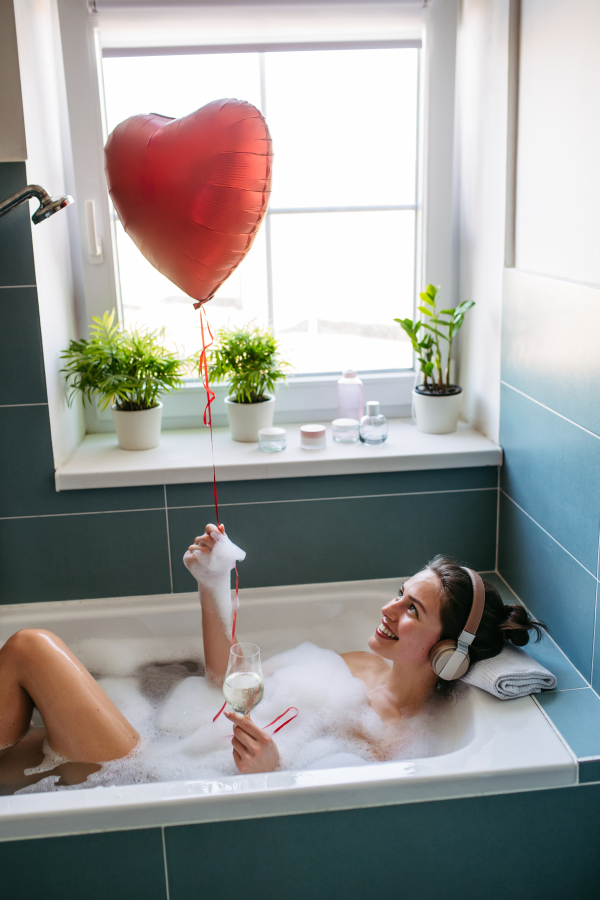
[0,287,47,404]
[579,758,600,783]
[498,493,597,679]
[169,488,497,592]
[166,466,498,507]
[0,828,167,900]
[500,384,600,573]
[484,574,588,690]
[0,509,171,603]
[0,162,37,286]
[165,784,600,900]
[537,689,600,759]
[0,405,165,518]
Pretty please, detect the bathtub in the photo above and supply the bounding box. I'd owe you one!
[0,577,576,842]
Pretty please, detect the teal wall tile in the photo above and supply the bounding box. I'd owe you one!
[483,575,587,689]
[0,405,165,518]
[0,509,171,603]
[579,758,600,783]
[500,384,600,573]
[0,827,167,900]
[169,488,497,592]
[537,689,600,759]
[165,784,600,900]
[498,493,597,679]
[502,272,600,436]
[166,466,498,508]
[0,162,37,286]
[0,287,47,404]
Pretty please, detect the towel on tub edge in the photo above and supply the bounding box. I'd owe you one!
[460,643,557,699]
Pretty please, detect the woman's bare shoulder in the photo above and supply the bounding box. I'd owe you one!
[341,651,390,684]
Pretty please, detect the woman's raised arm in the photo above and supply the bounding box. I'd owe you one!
[183,524,245,686]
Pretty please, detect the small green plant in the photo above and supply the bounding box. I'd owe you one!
[61,310,193,411]
[209,321,292,403]
[395,285,475,393]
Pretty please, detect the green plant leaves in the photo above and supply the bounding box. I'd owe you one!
[393,287,475,392]
[208,320,292,404]
[60,310,194,411]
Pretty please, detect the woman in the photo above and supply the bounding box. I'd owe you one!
[0,523,541,788]
[183,524,543,776]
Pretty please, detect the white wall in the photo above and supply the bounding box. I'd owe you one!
[0,0,27,161]
[454,0,513,442]
[14,0,85,466]
[515,0,600,286]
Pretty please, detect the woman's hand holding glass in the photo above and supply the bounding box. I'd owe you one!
[225,710,281,774]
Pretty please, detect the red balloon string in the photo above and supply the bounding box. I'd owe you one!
[200,305,296,736]
[198,307,219,526]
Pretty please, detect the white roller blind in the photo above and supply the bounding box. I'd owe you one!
[90,1,424,54]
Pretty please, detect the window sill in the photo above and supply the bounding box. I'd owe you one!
[55,418,502,491]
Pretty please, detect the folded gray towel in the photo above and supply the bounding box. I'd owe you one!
[460,643,557,699]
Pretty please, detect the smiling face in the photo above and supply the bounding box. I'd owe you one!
[367,569,445,669]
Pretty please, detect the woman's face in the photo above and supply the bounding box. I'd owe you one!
[367,569,444,668]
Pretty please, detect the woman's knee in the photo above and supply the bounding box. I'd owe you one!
[1,628,59,662]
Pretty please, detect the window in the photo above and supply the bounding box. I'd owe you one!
[101,45,420,374]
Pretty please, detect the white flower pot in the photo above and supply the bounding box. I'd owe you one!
[412,387,462,434]
[225,395,275,442]
[111,402,163,450]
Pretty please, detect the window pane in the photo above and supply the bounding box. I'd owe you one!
[270,210,414,373]
[102,53,262,134]
[265,48,419,208]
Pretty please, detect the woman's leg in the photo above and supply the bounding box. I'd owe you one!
[0,629,139,763]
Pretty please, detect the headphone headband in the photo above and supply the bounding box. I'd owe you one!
[460,567,485,638]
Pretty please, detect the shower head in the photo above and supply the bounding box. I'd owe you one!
[0,184,74,225]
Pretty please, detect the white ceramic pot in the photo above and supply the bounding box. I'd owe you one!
[225,395,275,442]
[111,402,163,450]
[412,387,462,434]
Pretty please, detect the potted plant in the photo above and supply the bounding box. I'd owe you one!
[61,310,193,450]
[395,285,475,434]
[209,321,291,442]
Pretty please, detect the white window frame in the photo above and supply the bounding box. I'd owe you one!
[55,0,459,433]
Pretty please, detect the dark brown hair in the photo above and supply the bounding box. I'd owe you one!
[427,555,545,692]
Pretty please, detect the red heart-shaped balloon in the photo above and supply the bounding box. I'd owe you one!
[104,99,273,304]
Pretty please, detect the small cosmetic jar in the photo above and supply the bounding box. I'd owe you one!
[332,417,359,443]
[258,427,286,453]
[300,423,326,450]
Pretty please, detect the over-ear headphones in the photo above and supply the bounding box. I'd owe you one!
[429,567,485,681]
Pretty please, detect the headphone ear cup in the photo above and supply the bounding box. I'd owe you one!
[429,639,470,680]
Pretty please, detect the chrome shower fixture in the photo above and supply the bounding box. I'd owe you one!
[0,184,74,224]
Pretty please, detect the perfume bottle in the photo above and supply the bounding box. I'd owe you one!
[359,401,388,445]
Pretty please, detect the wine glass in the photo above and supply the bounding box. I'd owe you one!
[223,643,264,717]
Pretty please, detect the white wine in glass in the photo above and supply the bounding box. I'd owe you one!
[223,642,264,716]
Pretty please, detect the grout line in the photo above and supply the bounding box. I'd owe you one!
[167,485,497,511]
[577,755,600,763]
[501,381,600,441]
[500,489,597,580]
[495,464,501,572]
[0,402,48,408]
[0,284,36,289]
[590,519,600,688]
[164,485,174,594]
[550,687,590,693]
[0,486,497,522]
[0,507,165,521]
[161,827,171,900]
[495,570,592,689]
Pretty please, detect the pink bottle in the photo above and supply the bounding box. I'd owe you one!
[337,370,364,421]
